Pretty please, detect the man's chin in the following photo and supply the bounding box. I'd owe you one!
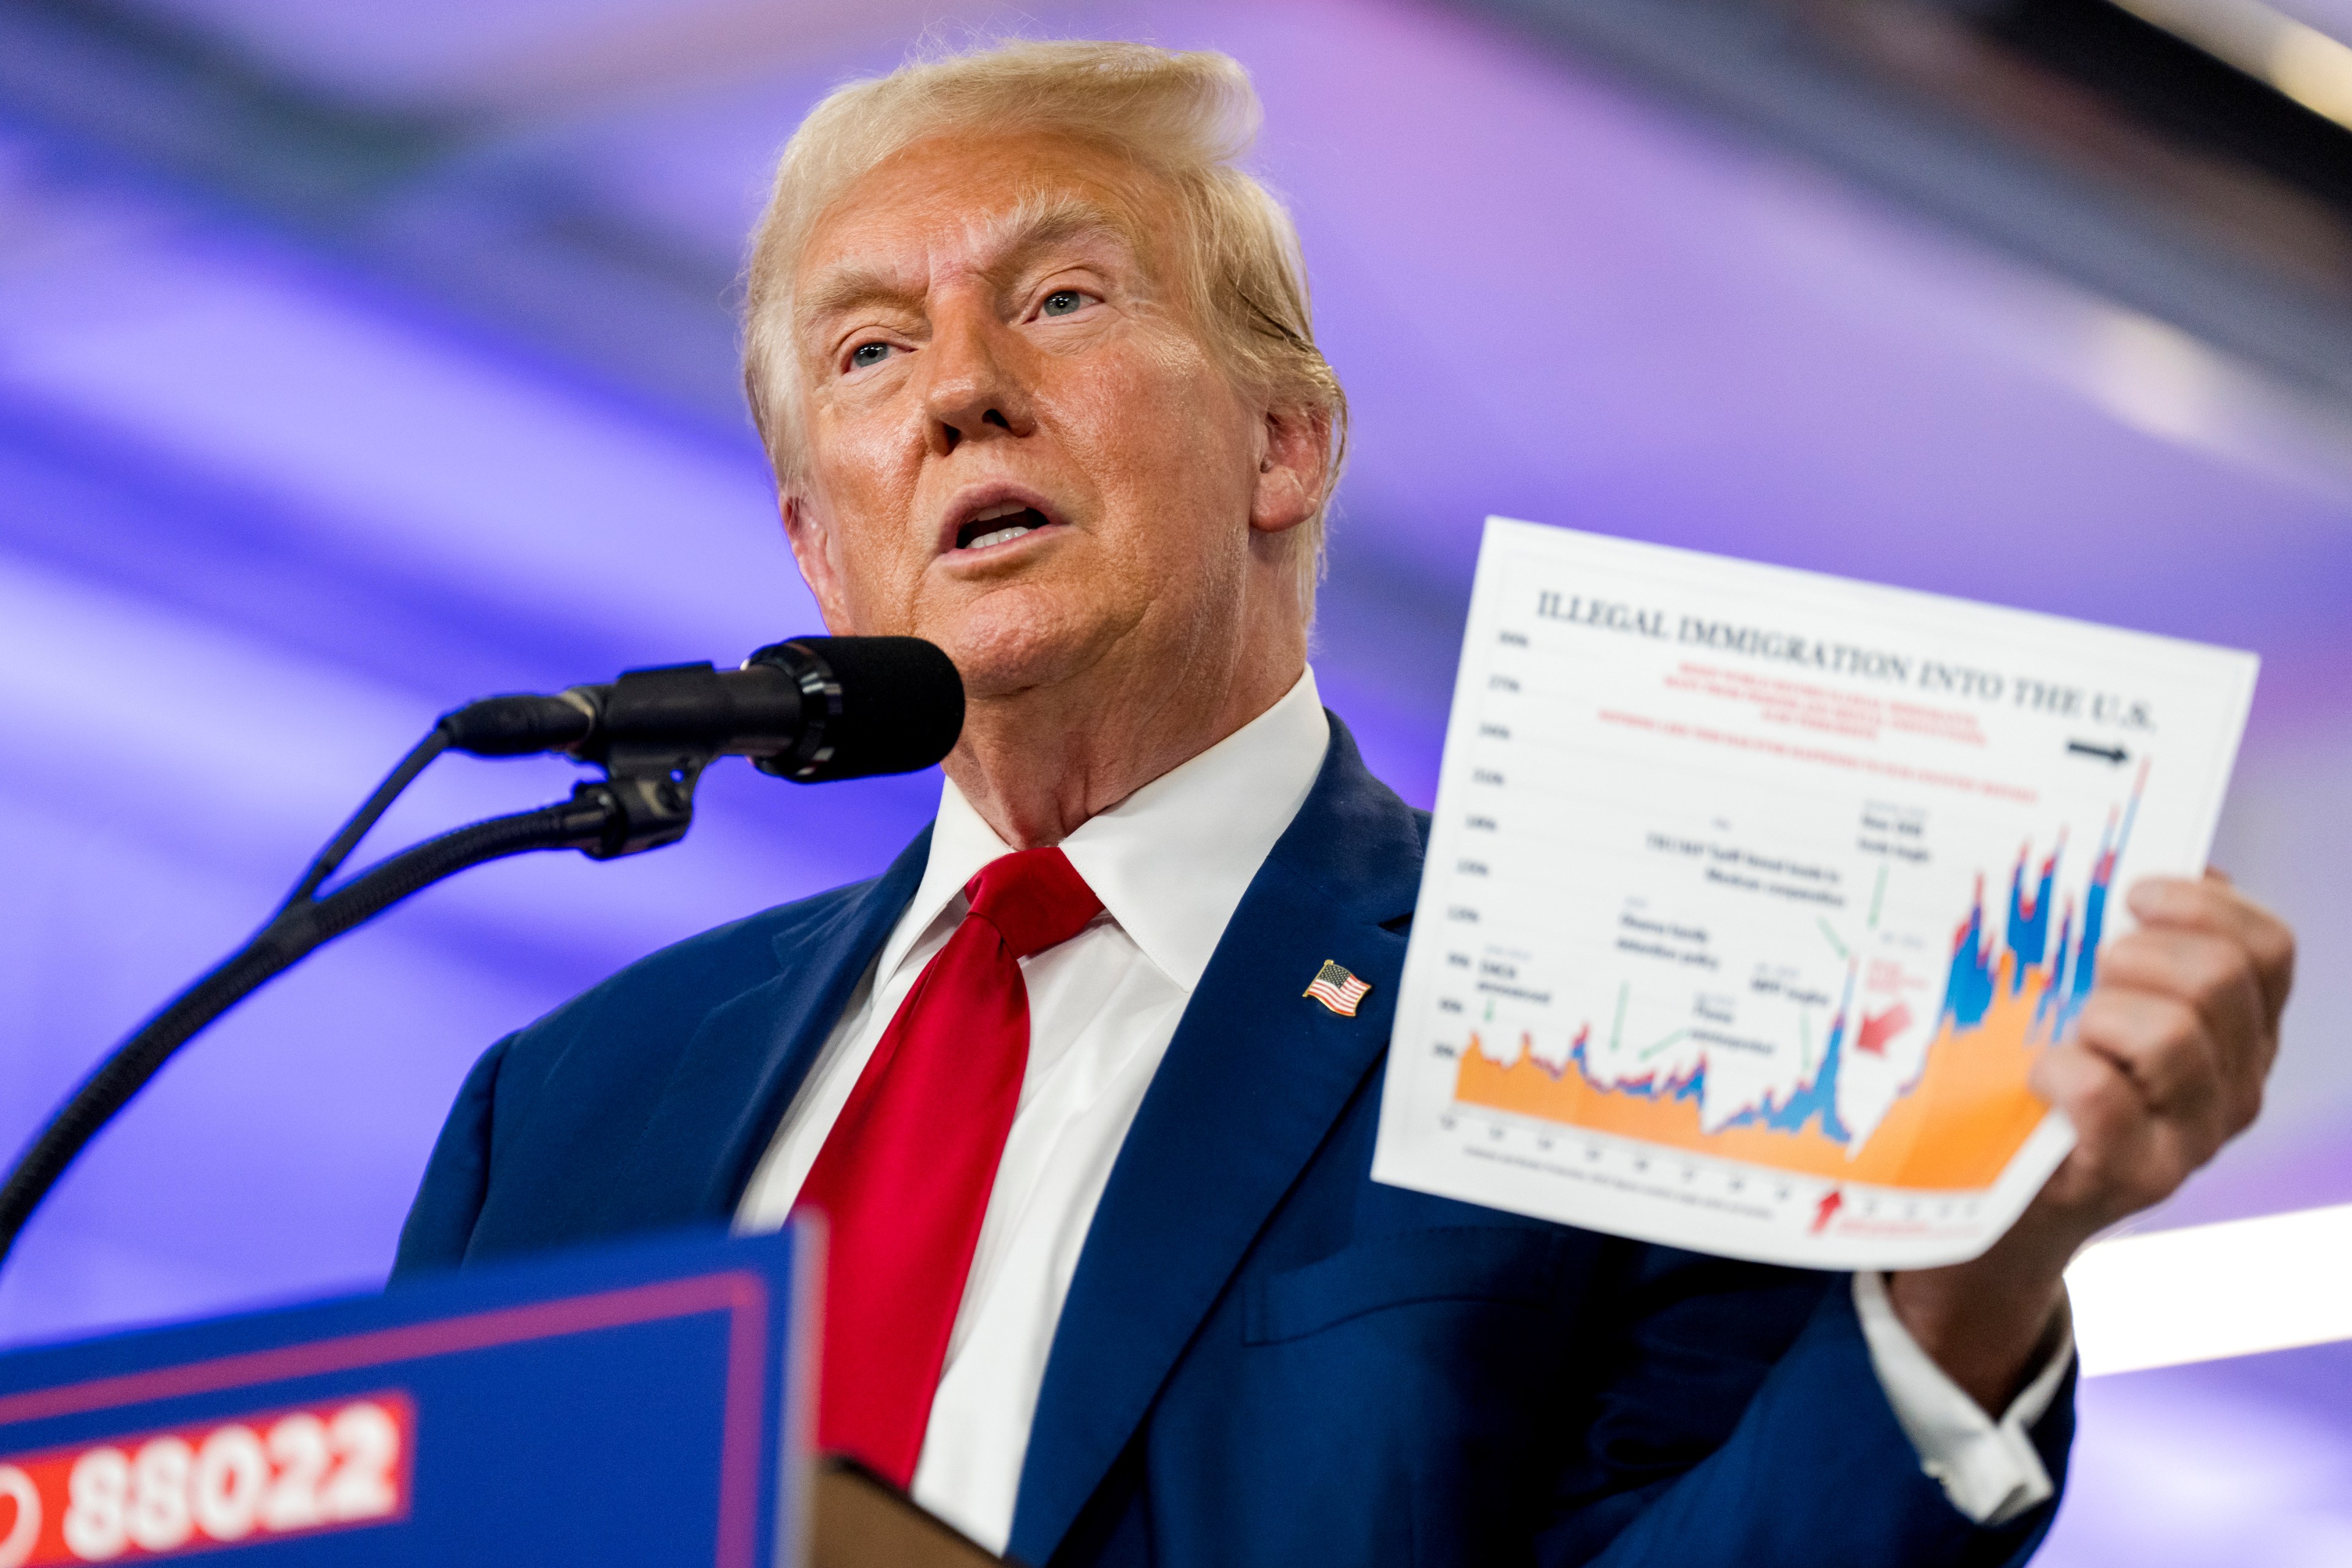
[925,589,1122,704]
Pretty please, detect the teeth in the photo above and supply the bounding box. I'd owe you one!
[966,525,1033,550]
[971,501,1028,523]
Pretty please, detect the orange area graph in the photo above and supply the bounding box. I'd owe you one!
[1453,953,2052,1189]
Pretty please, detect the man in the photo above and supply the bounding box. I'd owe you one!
[395,40,2294,1568]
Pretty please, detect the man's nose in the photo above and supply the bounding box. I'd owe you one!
[920,313,1036,456]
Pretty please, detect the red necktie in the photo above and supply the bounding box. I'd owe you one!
[797,846,1103,1485]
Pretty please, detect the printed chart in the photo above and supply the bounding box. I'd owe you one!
[1372,519,2258,1268]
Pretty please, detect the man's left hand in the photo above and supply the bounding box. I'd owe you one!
[1887,870,2296,1412]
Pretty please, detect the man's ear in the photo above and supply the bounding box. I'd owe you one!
[1248,404,1331,537]
[781,491,858,634]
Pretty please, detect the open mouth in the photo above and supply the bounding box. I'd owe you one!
[954,502,1053,552]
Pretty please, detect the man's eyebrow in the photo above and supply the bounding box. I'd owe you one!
[962,189,1141,272]
[796,266,917,331]
[795,189,1144,335]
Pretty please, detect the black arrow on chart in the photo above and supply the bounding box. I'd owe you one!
[2067,739,2129,765]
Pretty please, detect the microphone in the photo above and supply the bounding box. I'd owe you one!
[437,636,964,782]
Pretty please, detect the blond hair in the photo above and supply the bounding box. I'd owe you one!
[740,39,1348,619]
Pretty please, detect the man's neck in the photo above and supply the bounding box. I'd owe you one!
[943,647,1305,850]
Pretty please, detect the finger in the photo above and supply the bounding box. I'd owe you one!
[2125,877,2296,1027]
[2097,926,2274,1101]
[2071,987,2236,1156]
[2030,1044,2190,1222]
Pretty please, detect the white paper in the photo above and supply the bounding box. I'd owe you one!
[1371,519,2258,1269]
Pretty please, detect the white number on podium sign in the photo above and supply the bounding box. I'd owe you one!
[188,1427,266,1543]
[0,1395,410,1563]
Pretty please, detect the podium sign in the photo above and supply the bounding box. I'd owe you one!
[0,1227,815,1567]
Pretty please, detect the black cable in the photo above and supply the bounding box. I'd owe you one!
[277,724,454,913]
[0,791,616,1269]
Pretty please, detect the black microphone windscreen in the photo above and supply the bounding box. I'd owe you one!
[756,636,964,782]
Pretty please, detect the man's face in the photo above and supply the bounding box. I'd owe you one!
[780,132,1286,703]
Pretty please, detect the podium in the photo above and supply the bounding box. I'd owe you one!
[0,1227,1002,1567]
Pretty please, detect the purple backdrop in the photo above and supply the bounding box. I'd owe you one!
[2,0,2348,1558]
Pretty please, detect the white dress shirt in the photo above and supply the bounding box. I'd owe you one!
[736,666,2070,1551]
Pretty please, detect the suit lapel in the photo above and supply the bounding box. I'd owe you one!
[1009,718,1427,1564]
[587,825,933,1233]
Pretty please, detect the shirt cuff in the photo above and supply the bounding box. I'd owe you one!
[1851,1270,2074,1527]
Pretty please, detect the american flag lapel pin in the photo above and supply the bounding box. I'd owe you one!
[1303,959,1371,1017]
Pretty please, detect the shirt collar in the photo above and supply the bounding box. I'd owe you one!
[875,667,1331,993]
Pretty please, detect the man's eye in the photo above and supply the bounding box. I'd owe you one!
[848,342,893,369]
[1040,289,1088,318]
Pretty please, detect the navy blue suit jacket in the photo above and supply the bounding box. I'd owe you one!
[396,715,2072,1567]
